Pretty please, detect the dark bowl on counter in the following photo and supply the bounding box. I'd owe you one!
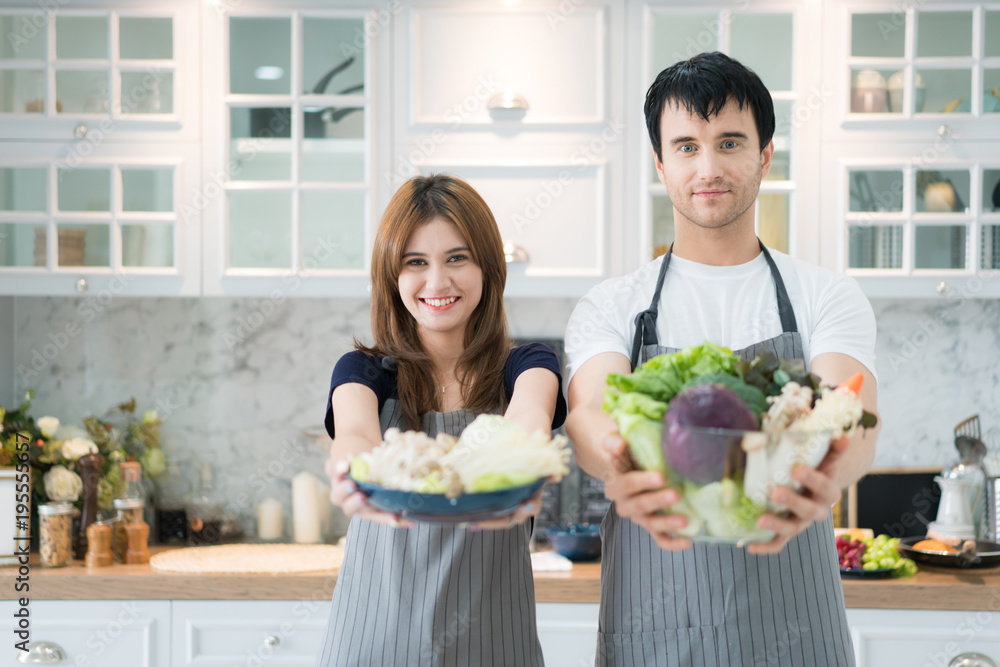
[545,523,602,562]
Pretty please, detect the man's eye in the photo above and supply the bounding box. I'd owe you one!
[680,145,694,153]
[723,140,739,149]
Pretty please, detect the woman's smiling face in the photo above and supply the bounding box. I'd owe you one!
[398,217,484,339]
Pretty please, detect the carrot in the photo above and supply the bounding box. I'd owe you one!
[836,372,864,395]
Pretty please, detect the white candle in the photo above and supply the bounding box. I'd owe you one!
[256,497,284,541]
[316,480,331,539]
[292,472,321,544]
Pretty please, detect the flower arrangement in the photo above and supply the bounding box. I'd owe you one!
[0,392,166,519]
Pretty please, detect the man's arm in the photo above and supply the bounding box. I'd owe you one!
[566,352,690,550]
[748,352,880,555]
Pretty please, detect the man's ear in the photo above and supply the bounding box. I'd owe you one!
[760,140,775,180]
[654,153,667,186]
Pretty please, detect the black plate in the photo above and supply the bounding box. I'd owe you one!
[899,536,1000,569]
[839,567,894,579]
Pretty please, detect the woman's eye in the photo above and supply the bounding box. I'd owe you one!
[447,254,467,263]
[405,258,426,266]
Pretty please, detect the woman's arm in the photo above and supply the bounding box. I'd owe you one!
[503,367,559,434]
[324,383,411,528]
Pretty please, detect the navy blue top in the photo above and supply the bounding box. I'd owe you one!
[324,342,567,438]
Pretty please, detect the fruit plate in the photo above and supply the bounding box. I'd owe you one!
[839,567,894,579]
[349,477,545,523]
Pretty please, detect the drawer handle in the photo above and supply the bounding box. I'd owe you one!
[17,641,67,664]
[264,635,280,648]
[950,653,996,667]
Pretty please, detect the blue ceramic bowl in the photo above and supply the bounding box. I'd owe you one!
[545,523,602,561]
[349,477,545,524]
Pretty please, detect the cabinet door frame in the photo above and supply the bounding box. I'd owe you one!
[201,4,391,297]
[0,140,201,296]
[0,2,199,143]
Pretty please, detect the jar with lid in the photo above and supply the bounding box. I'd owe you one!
[112,461,147,561]
[187,464,224,546]
[39,502,75,568]
[154,460,190,543]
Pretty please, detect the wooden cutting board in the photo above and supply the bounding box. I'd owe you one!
[150,543,344,574]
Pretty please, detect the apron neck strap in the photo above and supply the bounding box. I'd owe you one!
[629,244,673,371]
[758,241,799,334]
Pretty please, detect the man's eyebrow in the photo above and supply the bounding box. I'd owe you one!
[669,131,749,146]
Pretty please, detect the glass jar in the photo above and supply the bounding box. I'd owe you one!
[39,502,75,568]
[187,465,224,546]
[154,460,190,544]
[112,498,145,562]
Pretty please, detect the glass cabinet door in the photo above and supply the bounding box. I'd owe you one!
[847,7,998,117]
[223,11,370,275]
[0,9,177,122]
[646,8,796,260]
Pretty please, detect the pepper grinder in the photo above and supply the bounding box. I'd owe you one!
[74,453,104,560]
[124,520,150,565]
[85,522,113,568]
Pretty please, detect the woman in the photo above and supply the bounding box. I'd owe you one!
[316,174,566,667]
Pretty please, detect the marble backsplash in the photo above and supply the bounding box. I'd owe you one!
[5,295,1000,532]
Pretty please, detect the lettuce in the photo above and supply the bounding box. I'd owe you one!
[416,471,448,494]
[606,341,738,403]
[468,471,538,493]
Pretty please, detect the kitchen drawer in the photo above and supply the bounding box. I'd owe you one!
[172,599,331,666]
[1,599,170,667]
[537,602,599,667]
[847,608,1000,667]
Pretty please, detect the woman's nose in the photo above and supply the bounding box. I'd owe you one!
[425,262,450,289]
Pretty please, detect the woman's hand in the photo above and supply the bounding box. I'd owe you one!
[326,458,412,529]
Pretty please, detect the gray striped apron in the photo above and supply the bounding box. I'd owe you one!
[316,398,544,667]
[602,242,854,667]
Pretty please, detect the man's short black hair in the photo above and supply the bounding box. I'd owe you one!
[644,51,775,161]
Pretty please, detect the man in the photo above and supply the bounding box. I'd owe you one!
[564,52,880,666]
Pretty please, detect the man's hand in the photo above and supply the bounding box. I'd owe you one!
[746,435,848,555]
[601,434,693,551]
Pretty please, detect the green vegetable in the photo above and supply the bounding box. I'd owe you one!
[349,457,369,482]
[416,471,448,493]
[468,471,538,493]
[615,413,667,477]
[603,389,667,421]
[682,480,767,540]
[607,342,738,403]
[678,373,769,421]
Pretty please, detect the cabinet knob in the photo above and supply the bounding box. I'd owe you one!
[938,124,952,139]
[936,281,948,294]
[17,640,67,663]
[264,635,280,648]
[73,124,88,139]
[949,653,996,667]
[74,278,88,293]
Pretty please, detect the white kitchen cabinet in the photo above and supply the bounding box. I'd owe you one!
[628,1,825,268]
[820,1,1000,298]
[1,599,171,667]
[846,608,1000,667]
[200,3,391,298]
[0,1,201,297]
[0,141,202,296]
[171,599,332,667]
[537,602,600,667]
[0,4,198,143]
[395,2,628,297]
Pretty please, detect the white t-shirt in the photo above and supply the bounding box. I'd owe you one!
[564,249,877,383]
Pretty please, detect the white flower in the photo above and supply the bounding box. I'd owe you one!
[61,437,98,461]
[54,424,88,441]
[44,465,83,502]
[142,409,158,425]
[37,417,60,439]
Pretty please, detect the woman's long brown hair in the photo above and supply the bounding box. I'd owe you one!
[358,174,510,430]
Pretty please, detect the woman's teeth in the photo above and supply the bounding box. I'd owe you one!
[423,297,458,307]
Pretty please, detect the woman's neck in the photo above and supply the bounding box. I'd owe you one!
[419,328,465,380]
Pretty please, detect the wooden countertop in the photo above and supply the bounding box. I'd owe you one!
[5,547,1000,609]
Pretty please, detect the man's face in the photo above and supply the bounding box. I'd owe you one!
[654,98,773,233]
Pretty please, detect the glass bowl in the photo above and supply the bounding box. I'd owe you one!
[660,425,834,546]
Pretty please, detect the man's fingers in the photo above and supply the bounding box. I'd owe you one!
[605,471,666,502]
